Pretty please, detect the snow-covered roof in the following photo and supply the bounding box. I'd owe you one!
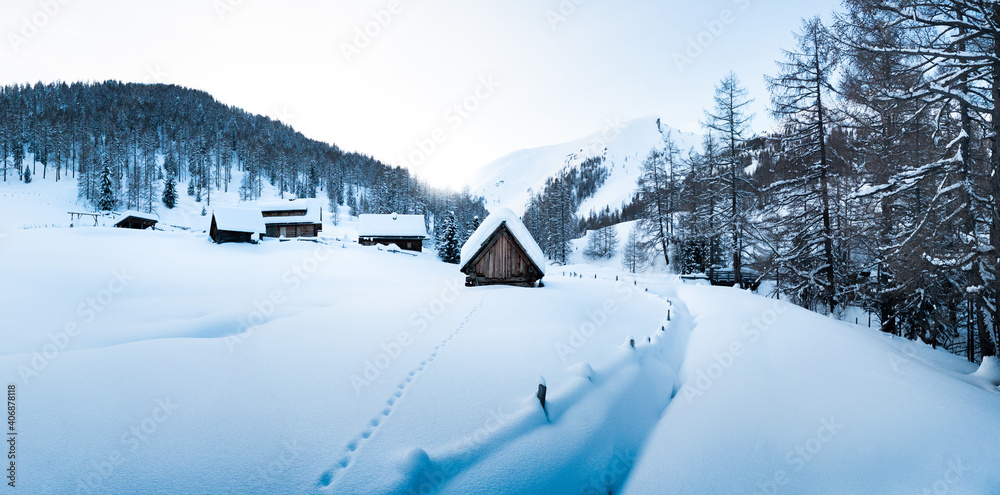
[212,207,265,234]
[259,199,313,212]
[117,210,159,223]
[460,207,546,274]
[259,200,322,225]
[358,214,428,238]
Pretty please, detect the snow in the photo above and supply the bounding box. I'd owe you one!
[621,285,1000,494]
[459,207,546,274]
[257,199,323,225]
[258,199,315,212]
[972,356,1000,388]
[259,199,322,225]
[116,210,159,223]
[470,117,698,217]
[358,214,428,238]
[211,206,266,234]
[3,175,1000,494]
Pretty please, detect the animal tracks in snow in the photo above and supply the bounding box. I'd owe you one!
[317,292,490,490]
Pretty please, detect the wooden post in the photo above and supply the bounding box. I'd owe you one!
[536,376,548,420]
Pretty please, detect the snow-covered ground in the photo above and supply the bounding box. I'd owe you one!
[470,117,699,217]
[2,175,999,494]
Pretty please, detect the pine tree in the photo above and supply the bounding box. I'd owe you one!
[765,17,841,313]
[438,212,461,264]
[98,163,116,211]
[704,72,755,286]
[162,174,177,209]
[22,163,31,184]
[469,215,482,237]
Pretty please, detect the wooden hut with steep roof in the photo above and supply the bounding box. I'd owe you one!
[459,208,546,287]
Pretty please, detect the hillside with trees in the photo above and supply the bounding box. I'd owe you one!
[0,81,486,240]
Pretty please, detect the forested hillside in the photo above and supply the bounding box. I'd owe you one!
[512,2,1000,364]
[632,5,1000,363]
[0,81,486,235]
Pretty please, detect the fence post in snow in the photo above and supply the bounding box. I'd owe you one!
[537,376,548,420]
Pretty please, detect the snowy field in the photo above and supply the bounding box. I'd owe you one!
[2,177,1000,494]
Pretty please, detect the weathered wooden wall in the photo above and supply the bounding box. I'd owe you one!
[466,228,542,287]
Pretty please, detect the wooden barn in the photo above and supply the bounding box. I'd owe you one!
[209,207,265,244]
[260,200,323,238]
[460,208,546,287]
[358,213,428,252]
[115,210,158,230]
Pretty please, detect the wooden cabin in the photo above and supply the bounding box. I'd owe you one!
[114,210,158,230]
[358,213,428,252]
[260,200,323,238]
[210,207,265,244]
[460,208,545,287]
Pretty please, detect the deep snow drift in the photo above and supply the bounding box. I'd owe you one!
[2,176,999,494]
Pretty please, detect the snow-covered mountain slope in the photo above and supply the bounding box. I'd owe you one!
[470,117,700,216]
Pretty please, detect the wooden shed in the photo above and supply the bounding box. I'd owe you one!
[358,213,428,252]
[115,210,158,230]
[260,200,323,238]
[460,208,545,287]
[210,207,265,244]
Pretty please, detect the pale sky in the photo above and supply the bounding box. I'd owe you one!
[1,0,842,188]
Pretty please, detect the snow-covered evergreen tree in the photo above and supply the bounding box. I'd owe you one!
[97,163,116,211]
[162,175,177,209]
[437,212,462,264]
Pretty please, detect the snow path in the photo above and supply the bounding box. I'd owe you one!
[318,292,491,489]
[319,277,691,495]
[623,284,1000,494]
